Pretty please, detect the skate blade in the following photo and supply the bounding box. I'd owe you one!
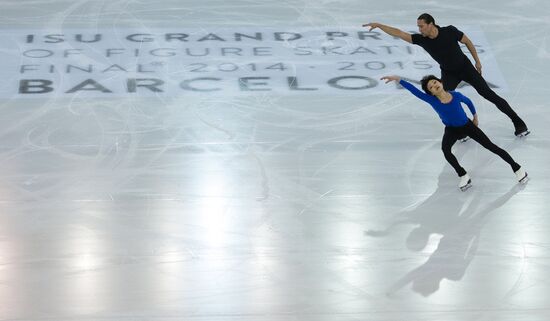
[460,182,472,192]
[518,173,529,184]
[516,130,530,138]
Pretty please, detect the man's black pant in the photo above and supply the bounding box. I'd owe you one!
[442,120,521,177]
[441,61,527,131]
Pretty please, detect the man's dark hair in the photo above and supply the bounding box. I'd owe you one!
[421,75,441,95]
[417,13,435,25]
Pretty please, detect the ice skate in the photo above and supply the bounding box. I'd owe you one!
[514,127,530,137]
[515,168,529,184]
[459,136,470,143]
[459,173,472,191]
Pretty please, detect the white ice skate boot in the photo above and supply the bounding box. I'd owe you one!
[459,173,472,191]
[459,136,470,143]
[515,168,529,184]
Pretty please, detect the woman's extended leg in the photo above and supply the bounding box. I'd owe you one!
[441,127,466,176]
[464,121,521,172]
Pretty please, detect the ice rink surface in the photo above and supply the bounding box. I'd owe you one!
[1,1,550,320]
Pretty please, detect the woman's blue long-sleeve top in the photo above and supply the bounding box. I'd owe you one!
[399,79,476,127]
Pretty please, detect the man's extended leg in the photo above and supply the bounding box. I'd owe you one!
[462,63,529,136]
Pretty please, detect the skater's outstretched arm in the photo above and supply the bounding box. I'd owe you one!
[362,22,413,43]
[381,76,434,104]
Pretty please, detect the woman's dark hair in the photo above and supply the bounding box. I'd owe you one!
[421,75,441,95]
[417,13,435,25]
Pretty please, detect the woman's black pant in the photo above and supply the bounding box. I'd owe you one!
[441,61,527,131]
[442,120,521,177]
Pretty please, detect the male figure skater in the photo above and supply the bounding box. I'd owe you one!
[381,74,528,191]
[363,13,529,137]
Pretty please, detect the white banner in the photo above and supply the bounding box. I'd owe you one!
[0,26,507,97]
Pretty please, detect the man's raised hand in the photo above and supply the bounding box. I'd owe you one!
[362,22,379,31]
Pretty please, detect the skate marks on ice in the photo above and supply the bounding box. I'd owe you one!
[366,164,526,297]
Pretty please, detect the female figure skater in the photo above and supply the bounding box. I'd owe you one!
[381,75,528,191]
